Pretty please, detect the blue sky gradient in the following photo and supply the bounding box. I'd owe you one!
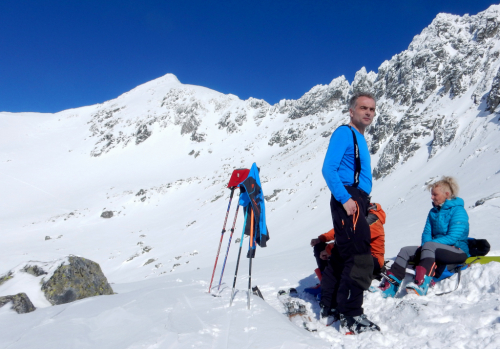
[0,0,498,112]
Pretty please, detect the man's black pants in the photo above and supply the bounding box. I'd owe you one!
[320,187,373,317]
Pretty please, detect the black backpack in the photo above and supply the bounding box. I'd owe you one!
[467,238,490,257]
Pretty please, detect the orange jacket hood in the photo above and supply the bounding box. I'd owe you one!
[369,203,386,225]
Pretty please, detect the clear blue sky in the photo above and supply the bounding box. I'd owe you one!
[0,0,497,113]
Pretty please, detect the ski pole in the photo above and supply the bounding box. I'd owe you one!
[208,187,235,293]
[229,208,248,306]
[217,202,240,291]
[247,208,254,310]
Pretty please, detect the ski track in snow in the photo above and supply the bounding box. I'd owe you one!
[2,6,500,348]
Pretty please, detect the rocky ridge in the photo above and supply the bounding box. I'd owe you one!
[82,5,500,178]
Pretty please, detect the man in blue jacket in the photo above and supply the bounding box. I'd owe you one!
[320,92,379,334]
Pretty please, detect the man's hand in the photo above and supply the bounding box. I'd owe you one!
[343,198,357,216]
[320,250,329,260]
[310,238,321,246]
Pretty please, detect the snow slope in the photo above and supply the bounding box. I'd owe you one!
[2,5,500,349]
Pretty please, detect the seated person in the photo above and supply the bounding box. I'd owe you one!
[379,176,469,297]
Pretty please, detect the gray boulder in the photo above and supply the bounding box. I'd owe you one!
[41,256,114,305]
[101,211,113,218]
[0,293,36,314]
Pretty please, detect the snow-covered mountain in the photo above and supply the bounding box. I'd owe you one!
[1,4,500,349]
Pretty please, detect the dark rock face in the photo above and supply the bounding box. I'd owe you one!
[0,293,36,314]
[136,189,147,196]
[190,131,206,142]
[135,124,152,144]
[366,112,397,155]
[268,127,304,147]
[0,272,13,286]
[101,211,113,218]
[218,112,238,133]
[22,265,47,277]
[180,114,200,135]
[487,67,500,112]
[429,118,458,158]
[88,107,128,157]
[276,77,351,120]
[41,256,114,305]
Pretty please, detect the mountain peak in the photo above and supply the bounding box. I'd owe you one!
[158,73,181,85]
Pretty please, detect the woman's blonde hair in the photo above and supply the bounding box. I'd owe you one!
[427,176,459,199]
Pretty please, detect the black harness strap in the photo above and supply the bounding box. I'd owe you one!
[342,125,361,188]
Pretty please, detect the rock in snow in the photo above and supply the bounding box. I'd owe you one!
[41,256,114,305]
[0,293,36,314]
[101,211,114,218]
[0,257,113,310]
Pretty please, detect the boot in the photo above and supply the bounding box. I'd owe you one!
[320,304,339,326]
[303,284,321,297]
[339,313,380,334]
[377,272,401,298]
[304,268,323,296]
[414,266,426,285]
[406,275,432,296]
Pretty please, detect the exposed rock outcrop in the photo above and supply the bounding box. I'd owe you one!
[0,293,36,314]
[101,211,113,218]
[41,256,114,305]
[0,271,13,286]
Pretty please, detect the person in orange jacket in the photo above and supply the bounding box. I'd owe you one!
[310,202,386,280]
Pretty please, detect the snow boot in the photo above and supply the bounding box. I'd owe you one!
[340,313,380,335]
[320,304,339,326]
[414,266,426,285]
[377,272,401,298]
[406,275,432,296]
[304,270,322,298]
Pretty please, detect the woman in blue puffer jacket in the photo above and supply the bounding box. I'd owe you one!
[379,176,469,297]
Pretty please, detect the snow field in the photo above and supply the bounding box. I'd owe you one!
[2,5,500,347]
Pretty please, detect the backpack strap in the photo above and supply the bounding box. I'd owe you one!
[341,125,361,188]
